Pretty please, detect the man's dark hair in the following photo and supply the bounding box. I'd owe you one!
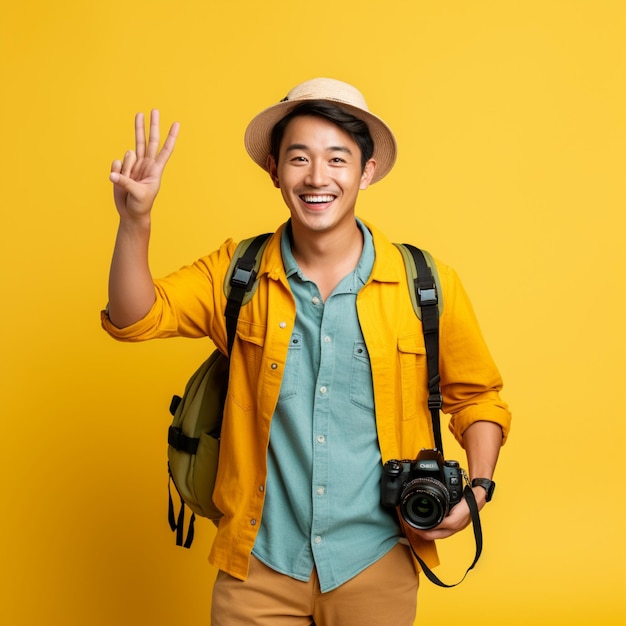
[270,100,375,171]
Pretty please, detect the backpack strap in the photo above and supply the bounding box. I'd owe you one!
[220,233,272,423]
[393,244,443,320]
[224,233,272,355]
[395,243,443,453]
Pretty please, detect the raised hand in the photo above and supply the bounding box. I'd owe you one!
[110,109,179,220]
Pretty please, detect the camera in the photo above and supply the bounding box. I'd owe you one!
[381,449,465,530]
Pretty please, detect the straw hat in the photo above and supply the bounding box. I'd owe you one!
[244,78,397,184]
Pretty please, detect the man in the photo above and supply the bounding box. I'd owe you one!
[103,78,511,625]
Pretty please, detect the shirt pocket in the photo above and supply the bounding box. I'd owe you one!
[397,334,427,421]
[278,332,302,401]
[350,341,375,411]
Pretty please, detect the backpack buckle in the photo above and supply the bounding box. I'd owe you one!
[428,393,443,410]
[231,266,256,290]
[168,426,199,454]
[418,286,438,307]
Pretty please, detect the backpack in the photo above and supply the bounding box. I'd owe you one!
[167,233,271,547]
[166,233,441,548]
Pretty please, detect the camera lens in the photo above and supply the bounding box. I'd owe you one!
[400,478,450,530]
[410,496,435,519]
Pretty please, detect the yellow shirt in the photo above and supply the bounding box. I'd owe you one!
[101,220,511,580]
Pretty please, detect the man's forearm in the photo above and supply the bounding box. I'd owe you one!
[462,420,503,481]
[107,217,156,328]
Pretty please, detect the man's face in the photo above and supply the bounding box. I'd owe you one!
[267,115,376,236]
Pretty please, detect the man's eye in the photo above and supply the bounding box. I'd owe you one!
[331,157,346,164]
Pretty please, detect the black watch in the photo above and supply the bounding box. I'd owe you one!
[471,478,496,502]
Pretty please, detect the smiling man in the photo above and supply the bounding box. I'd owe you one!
[268,111,376,301]
[102,78,511,625]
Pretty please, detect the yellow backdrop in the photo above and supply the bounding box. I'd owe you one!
[2,1,625,624]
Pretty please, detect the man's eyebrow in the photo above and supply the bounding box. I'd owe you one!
[328,145,353,155]
[284,143,354,155]
[284,143,309,153]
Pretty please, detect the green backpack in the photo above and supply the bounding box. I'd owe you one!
[166,233,441,547]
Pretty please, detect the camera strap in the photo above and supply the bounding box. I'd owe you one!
[402,244,484,587]
[398,485,483,587]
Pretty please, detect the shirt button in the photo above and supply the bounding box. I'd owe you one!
[312,296,320,305]
[320,386,327,394]
[279,321,287,328]
[314,536,322,544]
[324,336,331,343]
[316,487,325,496]
[317,435,325,444]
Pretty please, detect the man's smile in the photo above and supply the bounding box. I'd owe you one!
[300,194,337,205]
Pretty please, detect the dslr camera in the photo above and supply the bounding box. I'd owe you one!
[381,449,465,530]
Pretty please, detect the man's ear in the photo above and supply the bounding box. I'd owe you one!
[359,159,377,190]
[267,154,280,188]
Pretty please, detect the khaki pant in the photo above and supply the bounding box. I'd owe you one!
[211,543,419,626]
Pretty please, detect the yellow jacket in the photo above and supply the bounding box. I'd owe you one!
[101,221,511,580]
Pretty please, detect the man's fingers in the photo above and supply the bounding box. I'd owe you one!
[109,168,139,193]
[109,170,131,187]
[109,171,150,208]
[120,150,137,177]
[146,109,161,159]
[155,121,180,167]
[112,111,177,190]
[131,110,179,168]
[135,112,146,159]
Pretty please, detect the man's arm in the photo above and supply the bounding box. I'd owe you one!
[107,110,179,328]
[463,419,502,486]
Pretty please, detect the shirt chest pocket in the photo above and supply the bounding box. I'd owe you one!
[231,321,267,410]
[350,341,375,411]
[278,332,302,400]
[397,335,428,421]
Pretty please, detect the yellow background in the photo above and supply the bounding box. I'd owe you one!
[2,1,625,624]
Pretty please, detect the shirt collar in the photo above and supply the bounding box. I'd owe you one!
[280,219,375,287]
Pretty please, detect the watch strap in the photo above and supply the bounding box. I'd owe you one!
[471,478,495,502]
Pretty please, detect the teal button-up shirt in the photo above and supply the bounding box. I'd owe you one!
[252,220,400,592]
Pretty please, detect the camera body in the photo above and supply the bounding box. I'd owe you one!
[381,448,465,530]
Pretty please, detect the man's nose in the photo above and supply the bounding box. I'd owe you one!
[304,160,330,187]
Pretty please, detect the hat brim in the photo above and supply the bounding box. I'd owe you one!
[244,99,397,184]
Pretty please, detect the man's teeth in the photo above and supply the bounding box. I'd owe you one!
[301,195,335,203]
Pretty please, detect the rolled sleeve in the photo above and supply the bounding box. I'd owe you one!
[448,395,511,445]
[100,296,177,341]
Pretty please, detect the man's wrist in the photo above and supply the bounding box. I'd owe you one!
[470,478,496,502]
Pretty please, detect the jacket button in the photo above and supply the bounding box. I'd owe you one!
[250,519,257,526]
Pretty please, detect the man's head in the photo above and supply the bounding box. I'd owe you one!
[244,78,397,184]
[264,113,377,236]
